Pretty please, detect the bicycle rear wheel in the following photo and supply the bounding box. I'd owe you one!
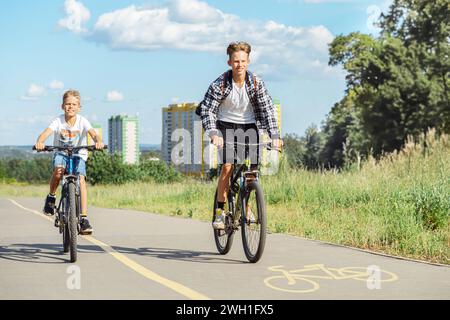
[213,188,235,255]
[241,181,266,263]
[68,182,78,263]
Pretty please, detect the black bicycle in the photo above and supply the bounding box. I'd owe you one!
[33,145,107,262]
[213,141,280,263]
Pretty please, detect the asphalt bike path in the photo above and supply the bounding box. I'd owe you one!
[1,197,448,300]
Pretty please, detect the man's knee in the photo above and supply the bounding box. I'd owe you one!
[221,164,233,175]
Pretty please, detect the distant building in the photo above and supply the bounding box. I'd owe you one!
[260,98,282,170]
[87,123,102,146]
[108,115,139,165]
[162,103,217,176]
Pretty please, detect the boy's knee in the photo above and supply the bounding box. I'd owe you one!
[54,167,64,176]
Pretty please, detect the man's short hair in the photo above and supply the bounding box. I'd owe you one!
[62,90,81,104]
[227,41,251,58]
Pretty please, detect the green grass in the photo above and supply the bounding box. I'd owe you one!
[1,131,449,264]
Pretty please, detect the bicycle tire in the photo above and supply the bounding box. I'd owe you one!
[241,181,266,263]
[68,182,78,263]
[62,194,69,253]
[213,188,235,255]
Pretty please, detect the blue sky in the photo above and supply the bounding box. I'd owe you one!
[0,0,391,145]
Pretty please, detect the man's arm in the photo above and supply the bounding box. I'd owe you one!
[254,78,283,150]
[35,128,53,150]
[88,128,104,150]
[200,79,223,145]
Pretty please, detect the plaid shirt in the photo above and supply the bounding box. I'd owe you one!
[199,70,280,139]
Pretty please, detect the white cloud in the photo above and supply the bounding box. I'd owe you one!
[58,0,91,34]
[304,0,358,3]
[48,80,65,90]
[21,83,46,100]
[63,0,337,78]
[106,90,124,102]
[17,115,54,125]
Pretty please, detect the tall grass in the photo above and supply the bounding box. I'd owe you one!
[1,130,448,264]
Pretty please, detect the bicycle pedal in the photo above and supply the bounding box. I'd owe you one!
[54,218,60,228]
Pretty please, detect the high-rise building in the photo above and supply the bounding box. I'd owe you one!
[87,123,102,146]
[108,115,139,165]
[162,103,217,176]
[259,98,282,170]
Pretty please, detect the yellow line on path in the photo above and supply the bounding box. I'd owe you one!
[8,198,210,300]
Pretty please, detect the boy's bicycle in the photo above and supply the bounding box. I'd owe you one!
[33,145,107,263]
[213,141,280,263]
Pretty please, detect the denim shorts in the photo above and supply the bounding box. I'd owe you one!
[53,153,86,177]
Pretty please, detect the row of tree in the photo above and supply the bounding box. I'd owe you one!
[284,0,449,169]
[0,152,180,184]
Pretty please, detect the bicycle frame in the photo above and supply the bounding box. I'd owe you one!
[224,141,266,227]
[55,151,81,233]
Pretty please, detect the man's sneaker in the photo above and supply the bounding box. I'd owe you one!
[43,194,56,216]
[212,208,225,230]
[80,217,93,235]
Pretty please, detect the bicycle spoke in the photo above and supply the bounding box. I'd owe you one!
[244,188,261,254]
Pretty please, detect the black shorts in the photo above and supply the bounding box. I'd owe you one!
[217,120,260,165]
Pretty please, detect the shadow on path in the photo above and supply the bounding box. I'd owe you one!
[0,243,103,264]
[112,246,247,265]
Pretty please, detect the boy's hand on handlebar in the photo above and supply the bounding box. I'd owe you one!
[35,142,45,151]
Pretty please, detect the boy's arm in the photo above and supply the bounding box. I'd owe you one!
[88,128,104,150]
[35,128,53,150]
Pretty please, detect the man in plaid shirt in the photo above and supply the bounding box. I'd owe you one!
[199,41,282,230]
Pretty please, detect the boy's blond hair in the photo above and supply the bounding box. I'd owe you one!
[62,90,81,104]
[227,41,251,58]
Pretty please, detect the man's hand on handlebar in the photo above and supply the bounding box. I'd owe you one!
[94,142,105,150]
[271,138,283,152]
[210,135,224,149]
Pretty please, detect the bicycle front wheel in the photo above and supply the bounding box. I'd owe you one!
[68,182,78,263]
[62,196,70,253]
[241,181,267,263]
[213,188,234,255]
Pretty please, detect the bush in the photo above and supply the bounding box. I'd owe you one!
[87,151,181,185]
[0,157,52,183]
[412,186,449,230]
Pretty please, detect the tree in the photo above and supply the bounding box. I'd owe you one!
[283,133,306,169]
[327,0,449,157]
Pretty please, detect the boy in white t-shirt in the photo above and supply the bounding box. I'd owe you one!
[34,90,104,235]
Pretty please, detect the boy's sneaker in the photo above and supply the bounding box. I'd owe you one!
[212,208,225,230]
[43,194,56,216]
[80,217,93,235]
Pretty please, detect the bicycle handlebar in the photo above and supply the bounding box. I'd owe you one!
[224,141,282,152]
[33,145,108,152]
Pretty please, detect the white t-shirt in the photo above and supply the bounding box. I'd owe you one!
[48,114,93,161]
[218,80,256,124]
